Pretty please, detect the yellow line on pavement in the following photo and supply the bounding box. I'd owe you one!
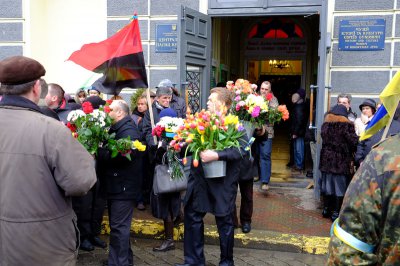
[101,218,329,254]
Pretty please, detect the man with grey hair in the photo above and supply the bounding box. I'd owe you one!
[142,85,173,146]
[337,93,357,122]
[0,56,96,265]
[96,99,143,266]
[157,79,187,118]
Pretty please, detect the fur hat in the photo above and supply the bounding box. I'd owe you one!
[0,56,45,85]
[159,108,177,118]
[330,104,348,118]
[359,98,376,113]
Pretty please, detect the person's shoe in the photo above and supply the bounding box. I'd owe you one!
[136,202,146,211]
[261,183,269,191]
[253,176,259,182]
[286,162,294,168]
[241,223,251,233]
[80,238,94,252]
[331,211,339,222]
[90,236,107,249]
[306,171,313,178]
[153,239,175,252]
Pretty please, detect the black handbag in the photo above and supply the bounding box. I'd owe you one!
[153,154,187,195]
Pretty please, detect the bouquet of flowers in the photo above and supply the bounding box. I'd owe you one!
[66,101,113,155]
[67,100,146,160]
[173,110,245,167]
[152,116,185,180]
[228,78,290,127]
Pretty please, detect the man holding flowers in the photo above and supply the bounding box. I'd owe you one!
[96,100,143,266]
[255,81,279,191]
[175,87,248,266]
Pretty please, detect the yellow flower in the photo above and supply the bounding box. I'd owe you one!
[224,114,239,126]
[201,135,205,144]
[132,140,146,151]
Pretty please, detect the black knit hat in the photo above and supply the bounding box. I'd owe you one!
[359,98,376,113]
[330,104,348,118]
[83,96,106,109]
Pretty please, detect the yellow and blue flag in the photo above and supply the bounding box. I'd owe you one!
[360,72,400,141]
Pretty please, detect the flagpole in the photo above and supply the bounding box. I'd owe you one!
[380,109,395,142]
[146,88,157,145]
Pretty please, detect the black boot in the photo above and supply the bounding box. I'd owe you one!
[322,195,333,218]
[331,196,343,222]
[153,220,175,252]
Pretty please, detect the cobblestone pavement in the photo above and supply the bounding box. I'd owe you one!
[77,237,327,266]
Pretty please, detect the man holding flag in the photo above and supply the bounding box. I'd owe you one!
[327,72,400,264]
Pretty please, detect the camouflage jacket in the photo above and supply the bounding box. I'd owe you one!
[327,134,400,265]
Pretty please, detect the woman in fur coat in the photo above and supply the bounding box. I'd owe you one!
[319,104,358,221]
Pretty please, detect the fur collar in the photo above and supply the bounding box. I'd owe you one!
[324,113,351,123]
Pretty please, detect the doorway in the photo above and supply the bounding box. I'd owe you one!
[210,15,319,183]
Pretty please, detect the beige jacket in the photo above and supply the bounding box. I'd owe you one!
[0,106,97,266]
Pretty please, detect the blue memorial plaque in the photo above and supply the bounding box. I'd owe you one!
[338,19,385,51]
[155,24,177,53]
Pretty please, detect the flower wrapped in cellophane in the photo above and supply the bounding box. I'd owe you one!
[152,116,185,180]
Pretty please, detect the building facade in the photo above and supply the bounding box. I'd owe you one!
[1,0,399,186]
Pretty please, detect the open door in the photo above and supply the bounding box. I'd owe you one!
[313,0,329,198]
[178,6,211,113]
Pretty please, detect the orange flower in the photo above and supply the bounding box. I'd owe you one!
[193,159,199,167]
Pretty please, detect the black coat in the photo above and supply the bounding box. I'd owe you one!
[319,114,358,175]
[355,120,400,166]
[170,95,187,119]
[291,102,306,137]
[97,116,142,200]
[142,103,162,146]
[183,135,249,216]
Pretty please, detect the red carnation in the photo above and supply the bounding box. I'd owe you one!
[66,122,77,132]
[106,99,113,105]
[82,102,94,114]
[266,93,273,101]
[104,106,111,113]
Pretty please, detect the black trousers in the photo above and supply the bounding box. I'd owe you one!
[183,197,234,266]
[107,199,135,266]
[232,179,253,226]
[72,181,106,240]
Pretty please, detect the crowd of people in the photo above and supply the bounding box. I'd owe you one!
[0,55,398,265]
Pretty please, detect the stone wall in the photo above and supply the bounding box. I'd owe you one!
[330,0,399,115]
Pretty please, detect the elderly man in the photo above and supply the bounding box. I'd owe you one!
[337,93,357,122]
[142,86,173,146]
[0,56,96,265]
[97,100,142,266]
[157,79,187,118]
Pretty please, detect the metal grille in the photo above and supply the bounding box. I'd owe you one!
[186,70,201,113]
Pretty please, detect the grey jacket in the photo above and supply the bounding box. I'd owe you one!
[0,101,96,265]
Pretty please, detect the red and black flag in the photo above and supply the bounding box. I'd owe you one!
[68,15,148,95]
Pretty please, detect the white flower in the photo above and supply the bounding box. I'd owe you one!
[157,117,184,132]
[67,109,86,122]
